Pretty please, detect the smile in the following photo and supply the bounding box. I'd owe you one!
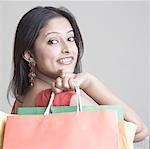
[57,57,73,65]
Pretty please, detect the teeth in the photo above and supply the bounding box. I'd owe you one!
[58,57,72,64]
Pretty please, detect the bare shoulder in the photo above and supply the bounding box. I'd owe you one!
[21,80,51,107]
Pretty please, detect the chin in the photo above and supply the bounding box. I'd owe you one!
[59,65,75,73]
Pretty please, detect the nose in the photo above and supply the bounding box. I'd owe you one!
[61,40,70,54]
[62,49,70,54]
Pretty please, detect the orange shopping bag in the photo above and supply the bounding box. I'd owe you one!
[3,85,119,149]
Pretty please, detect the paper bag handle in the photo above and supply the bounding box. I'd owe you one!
[44,81,83,115]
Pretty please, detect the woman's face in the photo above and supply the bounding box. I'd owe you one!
[33,17,78,79]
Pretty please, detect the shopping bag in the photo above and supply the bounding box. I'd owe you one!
[17,105,123,121]
[17,85,136,149]
[3,110,119,149]
[118,121,136,149]
[18,108,136,149]
[0,111,9,149]
[3,85,119,149]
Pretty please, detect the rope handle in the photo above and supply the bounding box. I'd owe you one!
[44,81,82,115]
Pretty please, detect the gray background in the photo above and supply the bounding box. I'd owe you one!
[0,1,149,130]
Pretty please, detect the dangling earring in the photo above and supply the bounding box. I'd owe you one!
[28,60,36,87]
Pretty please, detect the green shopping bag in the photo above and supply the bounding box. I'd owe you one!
[18,82,124,122]
[18,105,123,121]
[18,82,123,121]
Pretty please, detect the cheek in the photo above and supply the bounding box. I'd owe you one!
[34,48,57,72]
[74,47,79,61]
[34,47,56,62]
[33,38,58,61]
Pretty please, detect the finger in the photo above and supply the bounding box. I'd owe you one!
[51,82,62,94]
[68,78,76,90]
[60,70,76,79]
[55,77,63,89]
[62,76,70,90]
[61,71,66,78]
[62,73,76,90]
[60,71,68,79]
[58,69,66,78]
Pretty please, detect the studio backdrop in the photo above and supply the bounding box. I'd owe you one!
[0,1,149,127]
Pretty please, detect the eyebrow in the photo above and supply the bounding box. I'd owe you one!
[44,29,74,38]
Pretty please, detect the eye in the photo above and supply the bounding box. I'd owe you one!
[47,39,59,45]
[68,37,75,42]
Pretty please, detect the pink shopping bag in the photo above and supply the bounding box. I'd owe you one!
[3,110,119,149]
[3,84,119,149]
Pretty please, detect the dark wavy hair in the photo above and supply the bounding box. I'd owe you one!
[7,6,84,103]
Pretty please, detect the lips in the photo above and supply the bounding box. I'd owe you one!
[57,56,73,65]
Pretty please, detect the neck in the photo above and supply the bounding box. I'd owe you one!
[35,69,55,85]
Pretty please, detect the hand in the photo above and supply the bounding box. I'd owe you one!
[50,70,90,94]
[133,122,149,142]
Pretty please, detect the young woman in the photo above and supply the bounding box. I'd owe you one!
[8,6,148,142]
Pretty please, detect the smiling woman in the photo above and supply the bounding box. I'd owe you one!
[32,17,78,79]
[7,6,148,143]
[8,6,83,108]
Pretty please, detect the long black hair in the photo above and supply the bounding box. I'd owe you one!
[7,6,84,102]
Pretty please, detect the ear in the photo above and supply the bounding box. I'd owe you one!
[22,50,34,62]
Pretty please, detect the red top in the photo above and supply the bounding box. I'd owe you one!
[35,89,75,107]
[11,89,75,114]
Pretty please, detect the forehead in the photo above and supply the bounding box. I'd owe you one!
[39,17,73,35]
